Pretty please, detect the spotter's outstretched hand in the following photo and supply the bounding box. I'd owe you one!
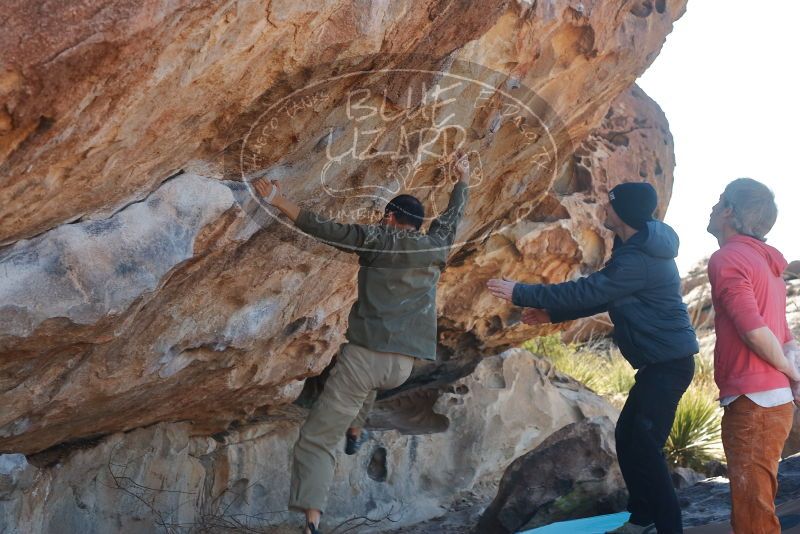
[521,308,551,325]
[487,278,516,302]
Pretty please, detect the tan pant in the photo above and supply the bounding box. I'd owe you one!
[722,396,794,534]
[289,342,414,513]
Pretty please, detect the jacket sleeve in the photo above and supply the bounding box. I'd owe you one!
[512,254,648,310]
[295,209,384,256]
[548,304,608,324]
[708,251,767,335]
[427,182,469,250]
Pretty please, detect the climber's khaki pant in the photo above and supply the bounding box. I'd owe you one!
[288,342,414,513]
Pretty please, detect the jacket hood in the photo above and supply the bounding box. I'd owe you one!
[615,220,679,260]
[729,234,788,276]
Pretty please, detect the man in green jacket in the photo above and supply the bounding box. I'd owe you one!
[252,154,470,534]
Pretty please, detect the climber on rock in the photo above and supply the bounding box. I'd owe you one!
[251,152,471,534]
[486,182,700,534]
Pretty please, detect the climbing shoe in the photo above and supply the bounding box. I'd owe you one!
[344,430,368,455]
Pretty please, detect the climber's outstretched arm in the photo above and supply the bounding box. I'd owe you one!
[252,179,300,222]
[252,178,378,254]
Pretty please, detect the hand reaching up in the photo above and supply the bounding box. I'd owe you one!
[252,178,281,204]
[249,177,300,222]
[455,150,470,184]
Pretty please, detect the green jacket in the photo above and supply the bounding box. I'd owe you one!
[295,182,469,360]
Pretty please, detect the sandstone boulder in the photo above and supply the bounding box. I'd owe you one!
[476,416,626,533]
[0,0,685,456]
[0,349,619,532]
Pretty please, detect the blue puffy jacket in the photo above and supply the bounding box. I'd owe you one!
[512,220,699,368]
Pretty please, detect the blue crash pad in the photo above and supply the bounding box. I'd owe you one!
[523,512,631,534]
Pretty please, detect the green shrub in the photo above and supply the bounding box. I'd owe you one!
[552,355,605,391]
[523,335,574,362]
[524,335,604,390]
[526,336,635,398]
[665,383,723,471]
[596,350,636,397]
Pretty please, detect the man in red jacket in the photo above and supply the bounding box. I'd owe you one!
[707,178,800,533]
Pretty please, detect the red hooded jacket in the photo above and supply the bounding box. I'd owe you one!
[709,235,793,398]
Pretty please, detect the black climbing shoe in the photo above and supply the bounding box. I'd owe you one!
[345,430,368,455]
[307,521,321,534]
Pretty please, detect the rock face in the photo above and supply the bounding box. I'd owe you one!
[0,0,683,457]
[476,416,626,533]
[0,349,618,533]
[0,0,686,529]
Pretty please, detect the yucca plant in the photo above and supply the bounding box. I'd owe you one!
[665,384,723,471]
[693,352,716,388]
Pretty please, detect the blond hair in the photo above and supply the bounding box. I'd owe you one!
[722,178,777,241]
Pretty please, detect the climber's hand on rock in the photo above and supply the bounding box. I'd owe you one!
[253,178,281,204]
[250,178,300,222]
[521,308,551,325]
[487,278,516,302]
[455,149,470,184]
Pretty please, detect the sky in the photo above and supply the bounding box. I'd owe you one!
[637,0,800,274]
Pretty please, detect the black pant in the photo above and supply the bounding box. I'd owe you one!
[615,356,694,533]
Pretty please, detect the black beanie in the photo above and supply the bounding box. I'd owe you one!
[608,182,658,230]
